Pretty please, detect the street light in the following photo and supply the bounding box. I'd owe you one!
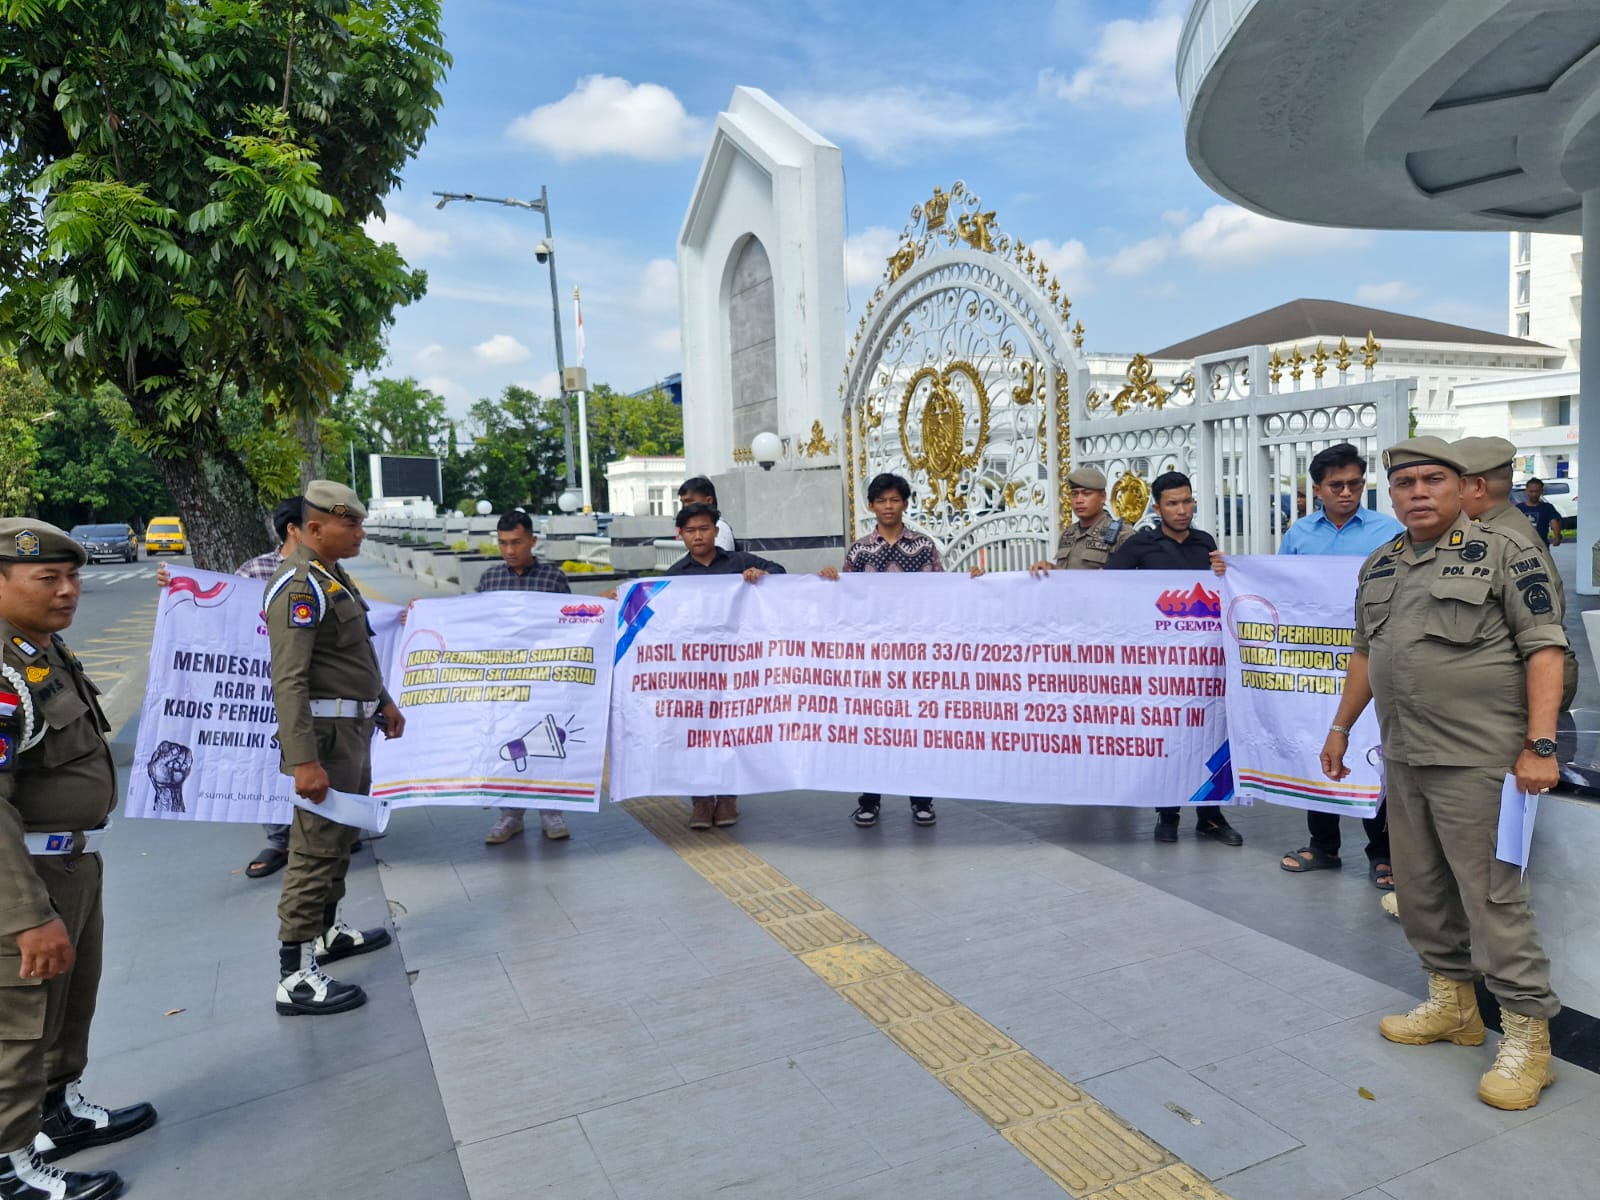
[433,185,577,492]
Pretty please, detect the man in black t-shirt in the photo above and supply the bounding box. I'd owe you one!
[1106,471,1240,847]
[1515,478,1563,546]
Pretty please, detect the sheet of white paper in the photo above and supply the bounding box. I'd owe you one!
[289,787,391,833]
[1495,775,1538,876]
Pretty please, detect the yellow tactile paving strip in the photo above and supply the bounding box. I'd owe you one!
[621,796,1234,1199]
[74,601,159,689]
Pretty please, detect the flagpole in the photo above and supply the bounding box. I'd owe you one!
[575,286,594,513]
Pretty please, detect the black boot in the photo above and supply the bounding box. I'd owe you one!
[276,941,366,1016]
[0,1146,121,1200]
[36,1082,156,1162]
[314,906,391,965]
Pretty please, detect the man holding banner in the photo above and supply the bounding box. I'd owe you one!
[1322,437,1566,1111]
[1106,471,1240,846]
[265,482,405,1017]
[1272,444,1401,886]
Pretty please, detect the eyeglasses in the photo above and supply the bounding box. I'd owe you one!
[1321,480,1364,493]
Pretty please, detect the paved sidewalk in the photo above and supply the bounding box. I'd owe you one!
[66,549,1600,1198]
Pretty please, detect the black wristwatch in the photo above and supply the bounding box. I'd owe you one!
[1525,737,1557,758]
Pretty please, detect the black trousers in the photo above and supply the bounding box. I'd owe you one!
[858,793,931,805]
[1306,800,1389,861]
[1156,806,1224,824]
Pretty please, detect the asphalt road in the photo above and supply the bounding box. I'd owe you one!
[66,553,184,732]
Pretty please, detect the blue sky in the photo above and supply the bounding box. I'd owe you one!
[365,0,1514,419]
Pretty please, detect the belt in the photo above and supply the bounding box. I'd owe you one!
[26,826,107,856]
[309,698,379,719]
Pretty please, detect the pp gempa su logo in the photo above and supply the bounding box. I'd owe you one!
[558,602,606,624]
[1154,583,1222,632]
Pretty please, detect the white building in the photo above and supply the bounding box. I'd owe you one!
[1508,232,1582,364]
[605,455,686,517]
[1453,370,1577,484]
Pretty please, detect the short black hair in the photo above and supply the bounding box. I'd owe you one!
[676,501,721,530]
[497,511,534,535]
[1151,471,1192,503]
[678,476,717,503]
[866,473,911,503]
[272,496,304,544]
[1525,476,1544,487]
[1308,443,1365,486]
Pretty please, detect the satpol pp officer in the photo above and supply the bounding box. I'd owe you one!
[265,482,403,1016]
[0,521,156,1200]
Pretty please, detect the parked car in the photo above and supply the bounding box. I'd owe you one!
[69,523,138,563]
[144,516,187,555]
[1511,479,1577,522]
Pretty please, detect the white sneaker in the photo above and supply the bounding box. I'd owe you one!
[539,811,571,840]
[485,813,525,844]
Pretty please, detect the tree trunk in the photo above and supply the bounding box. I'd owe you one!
[294,408,325,487]
[151,422,273,572]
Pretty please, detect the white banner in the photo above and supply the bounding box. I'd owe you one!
[370,592,613,812]
[608,572,1234,806]
[127,567,399,827]
[1220,556,1382,817]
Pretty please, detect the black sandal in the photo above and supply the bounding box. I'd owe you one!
[1370,861,1395,890]
[1281,845,1341,873]
[246,846,288,878]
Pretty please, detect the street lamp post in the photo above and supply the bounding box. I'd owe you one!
[433,185,579,508]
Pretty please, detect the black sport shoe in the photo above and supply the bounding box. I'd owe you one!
[910,799,936,826]
[315,919,392,964]
[1153,818,1179,843]
[852,800,880,827]
[1196,817,1243,847]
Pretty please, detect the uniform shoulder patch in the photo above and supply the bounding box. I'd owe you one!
[9,636,39,659]
[1447,529,1465,548]
[1459,540,1487,562]
[1523,583,1554,615]
[0,730,11,772]
[288,592,317,628]
[24,665,48,685]
[1391,535,1405,552]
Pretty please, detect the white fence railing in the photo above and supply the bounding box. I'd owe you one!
[1074,346,1412,555]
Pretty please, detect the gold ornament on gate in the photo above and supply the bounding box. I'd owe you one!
[800,420,834,458]
[1112,354,1169,414]
[900,361,991,512]
[1110,472,1151,524]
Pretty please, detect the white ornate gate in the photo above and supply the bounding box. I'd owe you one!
[840,183,1088,571]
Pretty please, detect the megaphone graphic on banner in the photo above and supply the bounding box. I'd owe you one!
[500,715,568,770]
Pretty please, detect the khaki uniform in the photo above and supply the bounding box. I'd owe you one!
[1052,511,1136,570]
[1354,511,1567,1018]
[265,545,391,944]
[1478,501,1579,710]
[0,623,115,1151]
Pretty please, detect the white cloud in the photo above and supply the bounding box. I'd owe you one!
[507,76,706,161]
[1105,235,1172,278]
[1356,280,1421,306]
[532,371,561,397]
[647,327,681,354]
[784,87,1022,164]
[1160,208,1191,227]
[473,334,532,366]
[414,342,449,368]
[363,211,451,260]
[1029,237,1093,298]
[637,258,679,313]
[419,375,469,406]
[1176,204,1369,268]
[843,226,903,288]
[1040,10,1183,108]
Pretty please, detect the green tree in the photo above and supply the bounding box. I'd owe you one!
[581,385,683,511]
[0,1,449,568]
[31,385,176,527]
[0,360,48,512]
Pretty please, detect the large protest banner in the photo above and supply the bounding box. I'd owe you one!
[1219,557,1383,817]
[370,591,613,812]
[127,567,400,826]
[608,571,1233,806]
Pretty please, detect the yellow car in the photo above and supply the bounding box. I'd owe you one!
[144,516,187,555]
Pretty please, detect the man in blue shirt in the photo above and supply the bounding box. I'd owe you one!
[1278,443,1402,886]
[1516,478,1563,546]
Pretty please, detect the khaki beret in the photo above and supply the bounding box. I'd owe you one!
[1381,436,1464,476]
[303,480,367,520]
[1066,466,1108,491]
[1451,436,1516,477]
[0,519,87,566]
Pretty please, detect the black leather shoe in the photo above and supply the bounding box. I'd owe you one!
[0,1147,121,1200]
[36,1083,156,1162]
[314,920,391,964]
[1196,818,1244,847]
[277,944,368,1015]
[1153,819,1179,843]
